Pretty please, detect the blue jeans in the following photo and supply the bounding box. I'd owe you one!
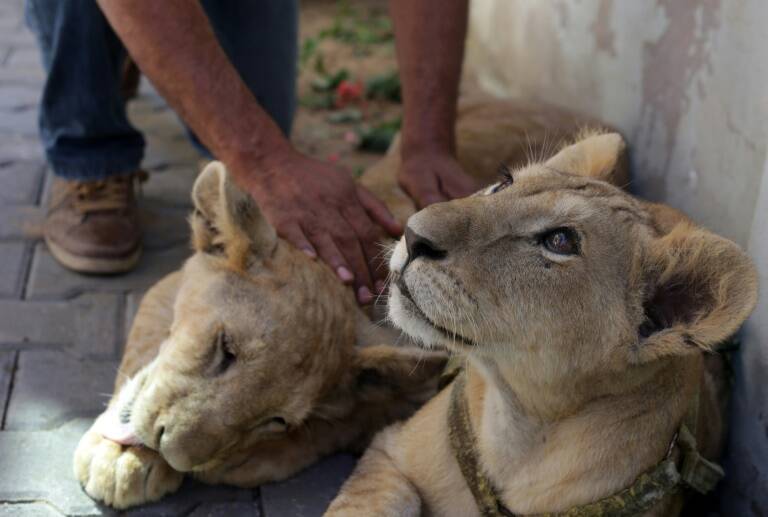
[25,0,298,180]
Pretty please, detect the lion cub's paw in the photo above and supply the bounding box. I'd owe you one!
[73,421,183,509]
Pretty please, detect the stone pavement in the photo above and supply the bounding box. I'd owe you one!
[0,1,355,515]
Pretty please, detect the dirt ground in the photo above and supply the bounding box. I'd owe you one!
[292,0,403,175]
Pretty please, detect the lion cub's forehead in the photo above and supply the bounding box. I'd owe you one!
[499,166,648,227]
[179,255,273,312]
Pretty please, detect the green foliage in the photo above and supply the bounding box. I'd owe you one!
[319,4,393,47]
[358,117,402,153]
[327,108,363,124]
[366,71,401,102]
[311,68,350,92]
[300,37,319,66]
[299,92,335,110]
[298,0,393,66]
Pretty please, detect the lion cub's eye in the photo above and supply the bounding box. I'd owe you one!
[541,228,579,255]
[261,416,288,433]
[215,330,236,374]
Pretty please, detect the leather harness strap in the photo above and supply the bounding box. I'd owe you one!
[448,372,515,516]
[446,371,723,517]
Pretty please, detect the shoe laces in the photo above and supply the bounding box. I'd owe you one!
[70,171,147,214]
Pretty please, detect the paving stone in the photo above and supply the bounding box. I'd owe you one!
[0,502,64,516]
[0,105,38,135]
[142,166,199,208]
[0,292,122,359]
[0,13,21,30]
[0,204,43,240]
[0,160,45,204]
[0,65,46,85]
[143,138,201,173]
[0,351,16,422]
[0,419,257,517]
[0,242,27,297]
[140,202,190,250]
[0,31,36,49]
[0,47,10,67]
[5,47,41,69]
[128,105,182,135]
[27,244,190,299]
[0,418,103,516]
[124,481,255,517]
[188,501,261,517]
[0,133,44,161]
[0,85,39,110]
[5,351,118,430]
[124,291,146,343]
[261,454,357,517]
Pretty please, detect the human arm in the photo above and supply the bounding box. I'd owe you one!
[389,0,477,207]
[96,0,401,303]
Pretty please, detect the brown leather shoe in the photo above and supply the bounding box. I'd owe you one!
[44,172,146,274]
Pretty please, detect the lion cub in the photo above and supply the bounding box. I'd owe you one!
[326,132,758,516]
[73,161,447,509]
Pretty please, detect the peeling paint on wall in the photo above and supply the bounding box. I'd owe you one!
[638,0,720,197]
[591,0,616,56]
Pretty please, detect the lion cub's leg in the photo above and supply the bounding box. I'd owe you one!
[325,425,421,517]
[74,413,183,509]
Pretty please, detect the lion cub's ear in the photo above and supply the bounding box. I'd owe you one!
[632,223,758,364]
[190,161,277,265]
[353,346,447,413]
[545,131,629,187]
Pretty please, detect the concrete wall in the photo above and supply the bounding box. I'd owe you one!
[463,1,767,513]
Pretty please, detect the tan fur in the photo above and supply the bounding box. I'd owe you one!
[327,130,758,516]
[73,162,447,509]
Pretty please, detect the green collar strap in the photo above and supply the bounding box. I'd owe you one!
[446,372,723,517]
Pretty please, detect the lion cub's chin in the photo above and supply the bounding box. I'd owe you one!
[387,286,444,350]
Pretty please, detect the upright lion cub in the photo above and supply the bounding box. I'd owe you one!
[326,132,758,516]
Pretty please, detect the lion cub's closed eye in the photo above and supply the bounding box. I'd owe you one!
[213,329,236,375]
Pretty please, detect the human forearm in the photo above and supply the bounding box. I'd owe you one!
[96,0,291,187]
[97,0,401,301]
[389,0,468,157]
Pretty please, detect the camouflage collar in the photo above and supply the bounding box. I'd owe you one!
[447,371,723,517]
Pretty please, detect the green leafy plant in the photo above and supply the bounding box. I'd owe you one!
[366,71,401,102]
[358,117,402,153]
[311,68,350,92]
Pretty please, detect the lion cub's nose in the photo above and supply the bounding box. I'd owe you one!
[405,226,446,263]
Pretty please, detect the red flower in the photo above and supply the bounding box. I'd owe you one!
[335,80,364,108]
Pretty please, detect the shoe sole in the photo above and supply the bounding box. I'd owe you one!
[45,237,142,275]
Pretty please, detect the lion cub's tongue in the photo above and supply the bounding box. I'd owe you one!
[97,410,141,446]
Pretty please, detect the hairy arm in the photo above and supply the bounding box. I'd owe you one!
[390,0,477,207]
[96,0,400,304]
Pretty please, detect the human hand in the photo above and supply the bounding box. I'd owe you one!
[398,150,478,208]
[243,150,402,305]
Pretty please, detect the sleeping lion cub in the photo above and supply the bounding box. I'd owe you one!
[72,161,449,509]
[73,99,595,509]
[326,132,758,516]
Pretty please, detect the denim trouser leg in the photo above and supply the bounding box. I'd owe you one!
[191,0,298,155]
[25,0,145,180]
[26,0,298,176]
